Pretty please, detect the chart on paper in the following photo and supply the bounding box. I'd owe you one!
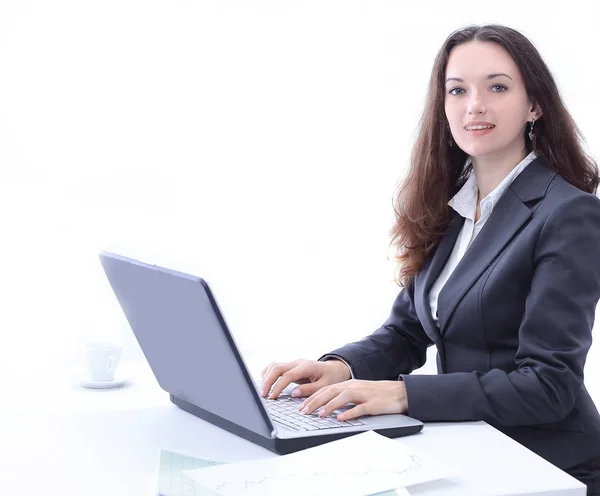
[184,431,444,496]
[157,447,407,496]
[157,450,224,496]
[209,464,419,495]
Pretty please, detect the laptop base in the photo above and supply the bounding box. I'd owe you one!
[170,394,423,455]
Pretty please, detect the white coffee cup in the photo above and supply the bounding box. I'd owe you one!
[82,342,122,381]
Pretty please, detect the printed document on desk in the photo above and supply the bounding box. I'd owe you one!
[183,431,443,496]
[157,450,224,496]
[157,447,408,496]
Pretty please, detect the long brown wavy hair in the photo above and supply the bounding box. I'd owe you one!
[389,24,599,289]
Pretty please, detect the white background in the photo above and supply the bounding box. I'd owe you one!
[0,0,598,402]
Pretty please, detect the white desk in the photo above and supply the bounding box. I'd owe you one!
[0,361,586,496]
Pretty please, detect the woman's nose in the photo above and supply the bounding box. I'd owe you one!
[469,106,485,115]
[467,92,486,114]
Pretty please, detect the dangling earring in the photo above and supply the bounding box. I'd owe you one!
[528,119,536,140]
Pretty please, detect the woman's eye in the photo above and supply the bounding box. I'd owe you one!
[448,85,507,96]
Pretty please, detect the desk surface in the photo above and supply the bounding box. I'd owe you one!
[0,361,586,496]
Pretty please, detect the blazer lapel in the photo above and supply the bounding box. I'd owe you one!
[414,154,557,341]
[414,212,465,346]
[436,189,531,335]
[436,156,557,336]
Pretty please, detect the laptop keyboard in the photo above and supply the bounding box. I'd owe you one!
[261,395,365,431]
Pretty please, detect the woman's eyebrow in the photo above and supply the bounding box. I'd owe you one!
[445,73,513,84]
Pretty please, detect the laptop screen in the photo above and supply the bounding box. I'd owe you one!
[99,251,274,438]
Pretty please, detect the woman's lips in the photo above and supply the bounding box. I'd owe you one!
[465,126,495,136]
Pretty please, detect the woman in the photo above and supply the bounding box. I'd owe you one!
[260,24,600,493]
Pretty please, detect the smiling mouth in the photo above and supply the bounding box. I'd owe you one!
[465,125,495,131]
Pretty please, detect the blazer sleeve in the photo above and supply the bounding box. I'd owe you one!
[318,280,433,381]
[401,193,600,426]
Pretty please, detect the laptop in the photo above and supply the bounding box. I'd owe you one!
[98,251,423,454]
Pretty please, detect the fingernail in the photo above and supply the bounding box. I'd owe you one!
[302,406,309,414]
[291,389,301,397]
[260,388,266,397]
[318,408,326,417]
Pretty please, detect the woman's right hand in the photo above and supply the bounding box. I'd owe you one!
[260,358,352,400]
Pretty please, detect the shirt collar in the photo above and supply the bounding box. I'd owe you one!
[448,150,538,221]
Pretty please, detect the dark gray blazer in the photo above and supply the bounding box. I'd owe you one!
[321,154,600,470]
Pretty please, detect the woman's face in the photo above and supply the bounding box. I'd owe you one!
[444,41,541,160]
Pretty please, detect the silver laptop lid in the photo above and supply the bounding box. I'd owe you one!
[99,251,275,439]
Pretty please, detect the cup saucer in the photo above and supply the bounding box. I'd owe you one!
[80,375,132,389]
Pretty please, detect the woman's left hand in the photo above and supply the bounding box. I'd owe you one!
[297,379,408,421]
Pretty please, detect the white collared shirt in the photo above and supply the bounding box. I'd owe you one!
[428,151,538,326]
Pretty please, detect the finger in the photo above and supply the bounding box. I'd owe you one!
[261,361,300,398]
[260,363,285,397]
[259,363,279,397]
[313,390,354,418]
[300,386,345,415]
[268,364,311,399]
[260,364,277,391]
[298,386,328,410]
[298,381,346,410]
[336,403,368,421]
[290,379,324,399]
[261,362,275,379]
